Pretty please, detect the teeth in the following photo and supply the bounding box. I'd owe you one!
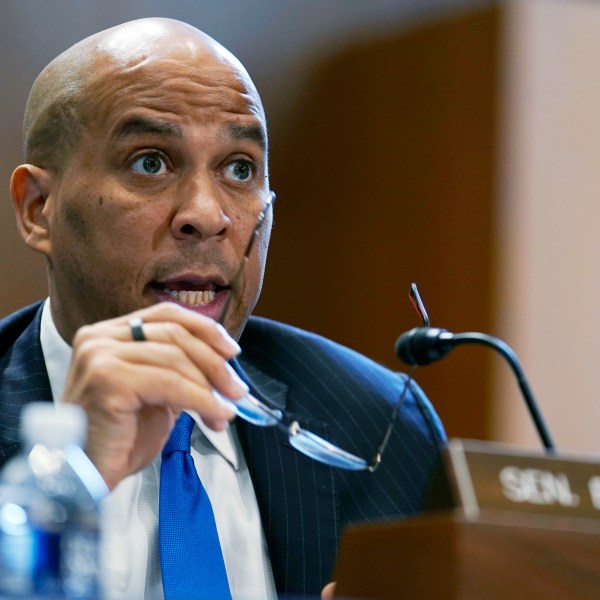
[163,288,216,307]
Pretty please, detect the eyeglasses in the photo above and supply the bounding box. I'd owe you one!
[216,191,277,330]
[217,200,427,471]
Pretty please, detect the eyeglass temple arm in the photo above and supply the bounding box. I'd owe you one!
[367,366,417,473]
[368,284,428,472]
[218,191,276,326]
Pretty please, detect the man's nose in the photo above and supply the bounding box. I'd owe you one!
[170,184,231,242]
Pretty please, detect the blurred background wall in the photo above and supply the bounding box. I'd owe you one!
[1,0,598,455]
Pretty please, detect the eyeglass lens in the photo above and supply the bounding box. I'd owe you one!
[288,424,369,470]
[215,391,282,426]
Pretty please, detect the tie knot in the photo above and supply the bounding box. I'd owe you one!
[163,412,195,457]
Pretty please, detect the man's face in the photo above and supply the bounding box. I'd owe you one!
[44,44,271,342]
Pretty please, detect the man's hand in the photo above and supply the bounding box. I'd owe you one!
[63,302,247,490]
[322,582,336,599]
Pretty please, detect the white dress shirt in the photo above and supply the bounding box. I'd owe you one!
[39,300,277,600]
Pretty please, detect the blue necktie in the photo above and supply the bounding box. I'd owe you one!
[159,412,233,600]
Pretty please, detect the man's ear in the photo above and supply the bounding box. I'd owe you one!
[10,164,55,257]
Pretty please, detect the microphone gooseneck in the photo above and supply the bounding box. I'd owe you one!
[395,327,556,453]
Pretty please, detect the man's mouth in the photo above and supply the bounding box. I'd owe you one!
[162,287,217,307]
[150,278,229,310]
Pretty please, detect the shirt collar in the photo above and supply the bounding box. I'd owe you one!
[39,298,239,469]
[40,298,71,406]
[187,410,239,469]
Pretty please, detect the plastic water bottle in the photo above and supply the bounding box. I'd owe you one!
[0,402,107,599]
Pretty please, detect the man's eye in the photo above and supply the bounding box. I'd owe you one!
[131,153,167,175]
[224,160,254,182]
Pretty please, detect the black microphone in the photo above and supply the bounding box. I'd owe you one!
[395,327,454,365]
[395,327,556,452]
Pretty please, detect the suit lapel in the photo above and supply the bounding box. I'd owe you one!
[233,357,340,597]
[0,302,52,465]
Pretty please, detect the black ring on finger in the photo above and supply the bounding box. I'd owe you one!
[129,317,146,342]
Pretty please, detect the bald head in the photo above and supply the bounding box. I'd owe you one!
[24,18,264,172]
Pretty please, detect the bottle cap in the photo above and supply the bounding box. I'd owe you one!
[21,402,87,448]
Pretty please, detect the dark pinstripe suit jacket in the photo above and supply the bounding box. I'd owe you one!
[0,301,446,599]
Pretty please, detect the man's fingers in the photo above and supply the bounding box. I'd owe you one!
[80,302,242,358]
[136,322,248,398]
[73,308,248,401]
[112,334,248,401]
[321,582,336,600]
[69,353,237,423]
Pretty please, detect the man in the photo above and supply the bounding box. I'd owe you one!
[0,17,445,600]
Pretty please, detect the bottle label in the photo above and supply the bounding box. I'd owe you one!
[0,524,100,599]
[0,499,36,596]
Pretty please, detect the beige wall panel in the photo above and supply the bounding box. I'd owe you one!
[494,0,600,454]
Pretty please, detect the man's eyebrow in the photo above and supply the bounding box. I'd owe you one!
[112,117,183,140]
[223,123,267,150]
